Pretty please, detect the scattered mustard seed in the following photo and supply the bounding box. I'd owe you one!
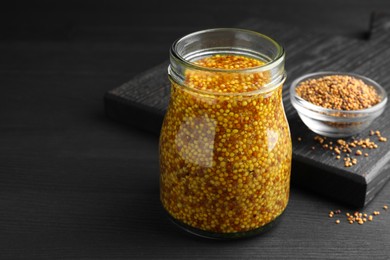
[313,130,387,167]
[352,158,357,165]
[329,202,390,226]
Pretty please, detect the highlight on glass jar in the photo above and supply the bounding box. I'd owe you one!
[159,28,292,239]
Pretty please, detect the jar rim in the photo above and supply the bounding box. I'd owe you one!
[170,28,285,74]
[169,28,286,96]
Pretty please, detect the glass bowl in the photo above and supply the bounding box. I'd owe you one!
[290,71,388,138]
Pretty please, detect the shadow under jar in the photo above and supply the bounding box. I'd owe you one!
[159,28,291,239]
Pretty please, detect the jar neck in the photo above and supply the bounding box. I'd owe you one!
[168,28,286,96]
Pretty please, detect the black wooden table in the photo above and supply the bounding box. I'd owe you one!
[2,1,390,259]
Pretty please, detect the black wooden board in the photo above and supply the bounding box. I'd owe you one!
[105,12,390,208]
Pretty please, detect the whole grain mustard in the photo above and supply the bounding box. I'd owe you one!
[160,54,291,235]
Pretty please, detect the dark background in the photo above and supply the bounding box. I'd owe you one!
[1,1,390,259]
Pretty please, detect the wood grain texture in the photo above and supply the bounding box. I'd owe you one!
[105,12,390,207]
[2,1,390,259]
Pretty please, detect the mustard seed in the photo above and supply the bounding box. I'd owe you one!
[313,130,387,167]
[160,54,291,234]
[295,75,380,110]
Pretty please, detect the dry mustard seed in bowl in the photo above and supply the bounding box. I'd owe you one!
[295,75,380,110]
[290,72,388,137]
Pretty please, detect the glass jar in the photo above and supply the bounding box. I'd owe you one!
[159,28,291,239]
